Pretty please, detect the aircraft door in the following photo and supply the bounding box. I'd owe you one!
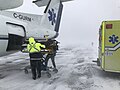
[6,22,26,51]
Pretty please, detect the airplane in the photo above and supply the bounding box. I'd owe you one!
[0,0,72,56]
[0,0,23,10]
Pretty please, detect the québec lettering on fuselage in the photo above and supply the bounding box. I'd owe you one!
[0,0,72,56]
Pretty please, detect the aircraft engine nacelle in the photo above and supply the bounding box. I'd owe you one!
[0,0,23,10]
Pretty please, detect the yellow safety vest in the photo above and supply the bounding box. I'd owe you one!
[27,37,45,53]
[27,43,45,53]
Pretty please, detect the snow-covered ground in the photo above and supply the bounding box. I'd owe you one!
[0,45,120,90]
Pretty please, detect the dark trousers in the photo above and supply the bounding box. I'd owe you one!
[30,60,41,78]
[45,53,56,68]
[29,52,42,78]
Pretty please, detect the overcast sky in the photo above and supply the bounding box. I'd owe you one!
[12,0,120,47]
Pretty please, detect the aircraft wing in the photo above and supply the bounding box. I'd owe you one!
[33,0,73,7]
[0,0,23,10]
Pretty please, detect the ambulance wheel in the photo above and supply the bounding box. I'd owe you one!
[97,58,100,66]
[24,69,28,74]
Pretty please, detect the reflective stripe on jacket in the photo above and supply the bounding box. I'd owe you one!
[27,37,45,53]
[27,43,45,53]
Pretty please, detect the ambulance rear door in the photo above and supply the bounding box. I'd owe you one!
[104,21,120,72]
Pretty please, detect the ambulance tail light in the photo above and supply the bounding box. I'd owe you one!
[106,24,112,29]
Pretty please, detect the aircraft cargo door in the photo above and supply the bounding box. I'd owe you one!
[6,22,26,51]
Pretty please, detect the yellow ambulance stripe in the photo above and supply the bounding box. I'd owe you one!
[102,22,105,69]
[102,22,105,53]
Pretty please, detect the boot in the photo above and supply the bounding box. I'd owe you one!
[32,76,36,80]
[38,74,41,78]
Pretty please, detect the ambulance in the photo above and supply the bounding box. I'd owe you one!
[97,20,120,72]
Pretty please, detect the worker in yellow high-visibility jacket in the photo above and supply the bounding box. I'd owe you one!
[27,37,45,80]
